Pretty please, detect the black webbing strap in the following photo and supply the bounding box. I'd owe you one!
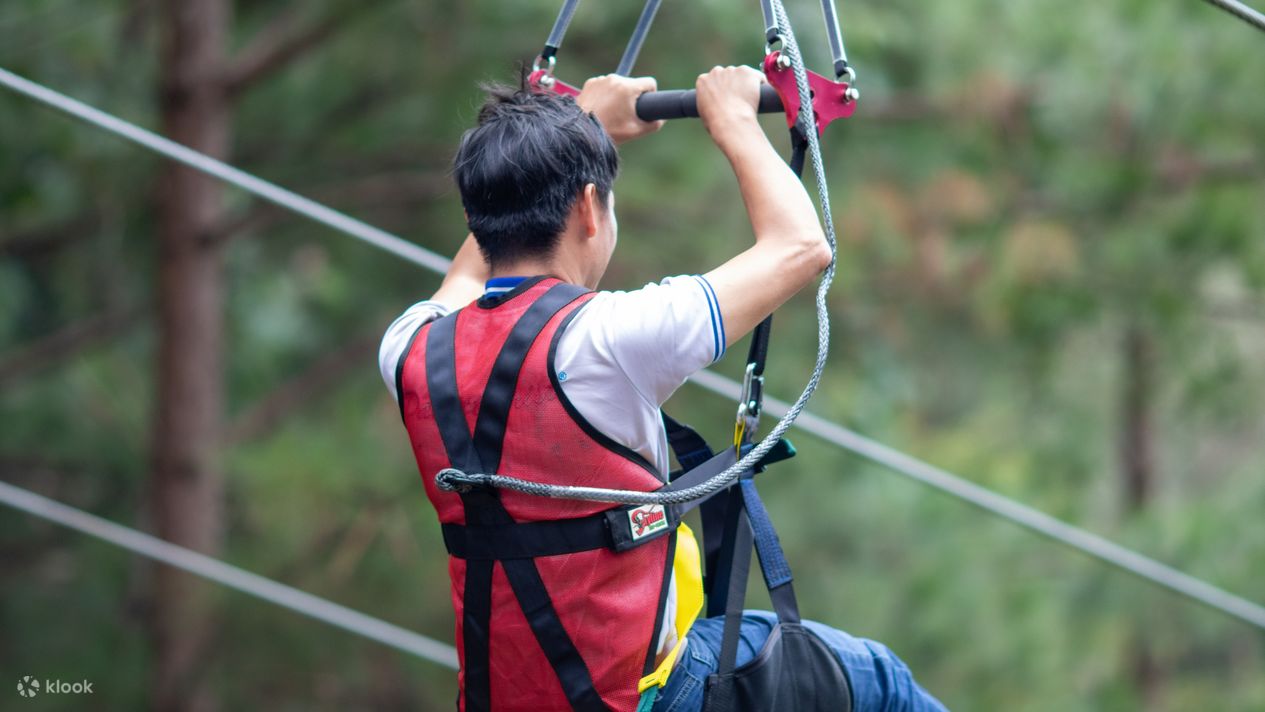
[748,318,773,374]
[663,413,713,474]
[711,477,802,701]
[705,483,745,620]
[424,282,607,712]
[424,313,493,711]
[698,490,733,607]
[713,482,755,678]
[443,499,676,561]
[747,317,773,391]
[741,479,800,622]
[442,515,611,561]
[789,127,809,180]
[463,545,497,711]
[425,314,480,474]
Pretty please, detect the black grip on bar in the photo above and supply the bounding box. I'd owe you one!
[636,85,783,121]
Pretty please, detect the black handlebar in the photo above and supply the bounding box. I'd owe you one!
[635,85,784,121]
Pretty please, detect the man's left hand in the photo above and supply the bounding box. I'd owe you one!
[577,75,664,145]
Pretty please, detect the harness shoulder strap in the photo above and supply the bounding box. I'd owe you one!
[424,282,608,712]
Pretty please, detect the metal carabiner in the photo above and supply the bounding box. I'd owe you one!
[733,362,765,450]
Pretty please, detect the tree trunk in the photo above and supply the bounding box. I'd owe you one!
[148,0,231,709]
[1119,322,1162,707]
[1120,323,1155,509]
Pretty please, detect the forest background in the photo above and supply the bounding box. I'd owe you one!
[2,0,1264,709]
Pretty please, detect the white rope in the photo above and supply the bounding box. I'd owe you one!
[2,65,1263,632]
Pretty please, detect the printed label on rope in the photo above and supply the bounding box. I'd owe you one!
[628,505,669,540]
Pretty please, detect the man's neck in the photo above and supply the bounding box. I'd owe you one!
[491,259,589,288]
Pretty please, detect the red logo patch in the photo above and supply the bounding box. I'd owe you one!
[629,505,668,540]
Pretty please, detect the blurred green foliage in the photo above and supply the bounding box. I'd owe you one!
[2,0,1264,709]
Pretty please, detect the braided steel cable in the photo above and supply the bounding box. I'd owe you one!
[434,0,836,506]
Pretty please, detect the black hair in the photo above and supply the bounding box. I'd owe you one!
[452,77,619,269]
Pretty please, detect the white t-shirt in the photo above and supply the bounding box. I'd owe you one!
[378,274,726,655]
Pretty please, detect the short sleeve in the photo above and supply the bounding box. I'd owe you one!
[572,275,726,407]
[379,301,451,402]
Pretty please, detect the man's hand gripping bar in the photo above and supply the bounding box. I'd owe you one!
[528,53,857,129]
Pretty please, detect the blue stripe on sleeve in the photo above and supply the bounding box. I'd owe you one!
[698,276,726,357]
[694,276,725,362]
[692,277,720,362]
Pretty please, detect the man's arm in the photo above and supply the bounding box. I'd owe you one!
[696,66,833,346]
[379,234,488,400]
[428,233,489,311]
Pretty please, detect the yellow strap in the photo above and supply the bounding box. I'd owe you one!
[637,522,704,693]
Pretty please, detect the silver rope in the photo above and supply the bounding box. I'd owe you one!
[435,0,836,506]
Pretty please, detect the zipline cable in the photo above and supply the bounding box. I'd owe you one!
[0,479,460,668]
[0,68,451,276]
[2,65,1263,632]
[1202,0,1265,32]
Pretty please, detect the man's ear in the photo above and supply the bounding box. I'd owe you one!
[579,183,600,238]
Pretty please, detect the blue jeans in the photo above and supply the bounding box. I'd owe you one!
[652,611,947,712]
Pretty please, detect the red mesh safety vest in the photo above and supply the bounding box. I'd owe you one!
[395,277,684,712]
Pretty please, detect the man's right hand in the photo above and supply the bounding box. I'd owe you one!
[695,65,766,150]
